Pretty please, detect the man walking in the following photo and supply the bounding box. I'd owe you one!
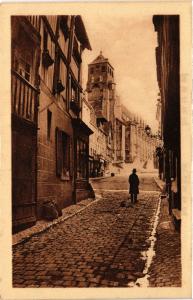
[129,168,139,204]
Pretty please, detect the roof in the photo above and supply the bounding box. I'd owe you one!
[90,51,108,64]
[89,51,114,69]
[75,16,92,50]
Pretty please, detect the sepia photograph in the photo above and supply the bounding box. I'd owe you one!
[0,2,192,299]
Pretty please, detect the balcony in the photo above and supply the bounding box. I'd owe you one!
[11,70,39,124]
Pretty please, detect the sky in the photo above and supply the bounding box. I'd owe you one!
[81,13,159,131]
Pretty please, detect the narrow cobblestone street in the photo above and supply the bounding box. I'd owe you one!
[13,174,181,288]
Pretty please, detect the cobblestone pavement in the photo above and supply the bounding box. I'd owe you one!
[148,197,181,287]
[13,188,160,287]
[12,198,94,246]
[13,175,181,288]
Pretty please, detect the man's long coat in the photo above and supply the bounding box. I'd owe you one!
[129,173,139,194]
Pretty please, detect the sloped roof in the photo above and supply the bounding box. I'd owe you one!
[90,51,109,65]
[75,16,92,50]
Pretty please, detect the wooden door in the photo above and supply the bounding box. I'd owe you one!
[12,120,37,232]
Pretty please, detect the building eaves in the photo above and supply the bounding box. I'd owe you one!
[75,15,92,50]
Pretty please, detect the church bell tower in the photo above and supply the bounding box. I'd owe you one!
[86,51,116,125]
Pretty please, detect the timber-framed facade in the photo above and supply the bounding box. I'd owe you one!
[11,15,93,232]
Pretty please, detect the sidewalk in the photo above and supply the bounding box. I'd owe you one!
[13,197,97,246]
[154,176,181,230]
[148,194,181,286]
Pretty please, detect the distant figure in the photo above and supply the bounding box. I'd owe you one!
[129,168,139,204]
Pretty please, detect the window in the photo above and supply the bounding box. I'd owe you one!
[53,54,65,94]
[47,110,52,140]
[90,67,94,74]
[12,28,33,83]
[102,65,106,72]
[42,28,54,83]
[73,37,81,66]
[71,85,76,101]
[56,128,70,178]
[17,57,31,82]
[71,79,78,102]
[70,78,80,113]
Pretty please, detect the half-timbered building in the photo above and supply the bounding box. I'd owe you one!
[11,15,93,232]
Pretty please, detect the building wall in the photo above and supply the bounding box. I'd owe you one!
[37,16,73,217]
[32,15,92,218]
[82,97,108,177]
[122,105,159,166]
[153,15,181,213]
[37,88,74,216]
[11,16,41,232]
